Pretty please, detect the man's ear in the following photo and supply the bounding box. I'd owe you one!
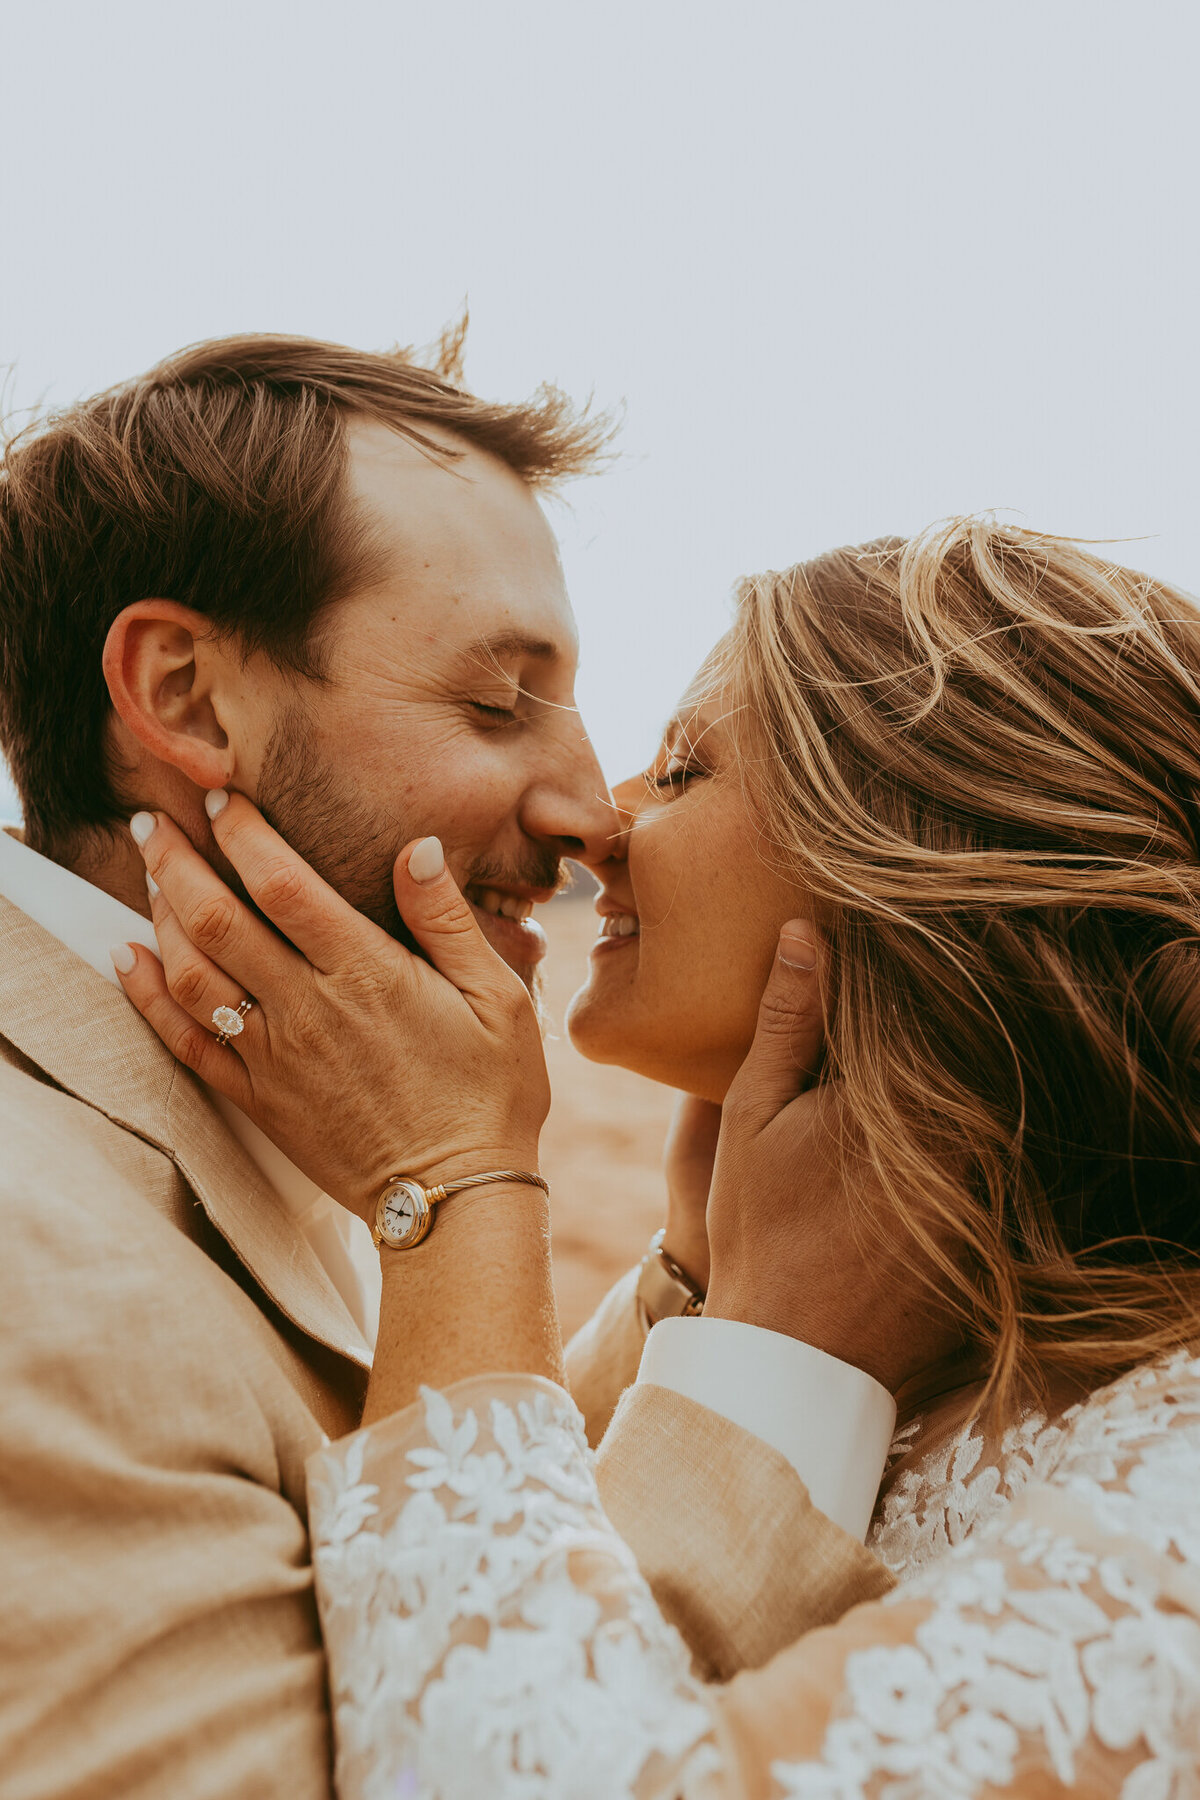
[102,601,237,792]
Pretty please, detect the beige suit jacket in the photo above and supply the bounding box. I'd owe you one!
[0,893,887,1798]
[564,1267,894,1681]
[0,896,385,1799]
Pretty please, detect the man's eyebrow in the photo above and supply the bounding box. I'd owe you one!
[467,631,559,664]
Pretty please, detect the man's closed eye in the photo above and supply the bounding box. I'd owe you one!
[467,699,521,726]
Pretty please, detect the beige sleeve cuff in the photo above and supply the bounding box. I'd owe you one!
[564,1264,645,1447]
[638,1316,896,1541]
[595,1380,896,1682]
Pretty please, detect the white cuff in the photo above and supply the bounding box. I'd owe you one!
[637,1316,896,1541]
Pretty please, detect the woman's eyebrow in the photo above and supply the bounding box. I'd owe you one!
[664,710,719,753]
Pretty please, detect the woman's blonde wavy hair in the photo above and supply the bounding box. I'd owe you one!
[724,517,1200,1423]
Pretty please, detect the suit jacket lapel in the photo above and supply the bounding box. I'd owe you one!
[0,895,371,1369]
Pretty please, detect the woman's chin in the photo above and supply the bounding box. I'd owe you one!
[565,980,734,1102]
[563,979,629,1068]
[565,929,680,1076]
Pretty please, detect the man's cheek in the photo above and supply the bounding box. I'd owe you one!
[417,781,518,864]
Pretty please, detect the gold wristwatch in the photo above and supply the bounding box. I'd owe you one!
[373,1169,549,1250]
[635,1227,706,1331]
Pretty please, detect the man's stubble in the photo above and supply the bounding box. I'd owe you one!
[256,700,557,1006]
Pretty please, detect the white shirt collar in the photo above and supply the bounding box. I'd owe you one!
[0,822,160,987]
[0,825,379,1344]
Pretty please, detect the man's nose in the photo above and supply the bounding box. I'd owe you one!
[522,727,621,868]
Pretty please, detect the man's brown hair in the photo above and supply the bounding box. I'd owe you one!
[0,327,609,856]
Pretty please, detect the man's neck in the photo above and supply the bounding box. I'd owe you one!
[59,828,153,922]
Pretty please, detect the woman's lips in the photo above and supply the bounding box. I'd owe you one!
[591,911,640,955]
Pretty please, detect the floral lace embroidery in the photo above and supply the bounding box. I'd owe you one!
[311,1383,719,1800]
[311,1355,1200,1800]
[870,1351,1200,1584]
[779,1353,1200,1800]
[868,1409,1065,1579]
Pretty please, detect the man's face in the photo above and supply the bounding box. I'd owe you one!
[240,420,616,988]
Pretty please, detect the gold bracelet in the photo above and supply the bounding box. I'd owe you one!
[373,1169,549,1251]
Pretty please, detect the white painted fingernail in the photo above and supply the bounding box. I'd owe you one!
[204,789,229,820]
[408,836,445,884]
[109,944,137,976]
[130,811,156,848]
[146,871,160,900]
[779,921,817,970]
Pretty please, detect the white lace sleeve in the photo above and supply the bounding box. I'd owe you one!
[308,1376,722,1799]
[308,1356,1200,1800]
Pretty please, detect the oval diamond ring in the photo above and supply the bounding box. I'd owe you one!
[212,999,255,1047]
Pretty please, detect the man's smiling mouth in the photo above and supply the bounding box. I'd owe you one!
[464,882,551,967]
[468,885,536,923]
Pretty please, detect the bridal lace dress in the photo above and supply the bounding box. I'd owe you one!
[308,1346,1200,1799]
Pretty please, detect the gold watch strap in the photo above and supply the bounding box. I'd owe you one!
[424,1169,550,1204]
[636,1227,706,1331]
[372,1169,549,1251]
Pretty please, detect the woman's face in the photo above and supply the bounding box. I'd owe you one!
[566,675,811,1101]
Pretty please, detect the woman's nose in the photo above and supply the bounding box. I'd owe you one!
[600,774,646,862]
[611,773,644,827]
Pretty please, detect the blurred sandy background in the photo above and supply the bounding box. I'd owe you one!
[539,891,676,1337]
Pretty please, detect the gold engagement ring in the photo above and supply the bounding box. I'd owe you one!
[212,999,255,1047]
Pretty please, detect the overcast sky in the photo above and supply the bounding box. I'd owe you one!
[2,0,1198,821]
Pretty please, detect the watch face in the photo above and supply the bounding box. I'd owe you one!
[378,1180,430,1248]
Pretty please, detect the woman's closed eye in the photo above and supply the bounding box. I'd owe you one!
[647,752,709,799]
